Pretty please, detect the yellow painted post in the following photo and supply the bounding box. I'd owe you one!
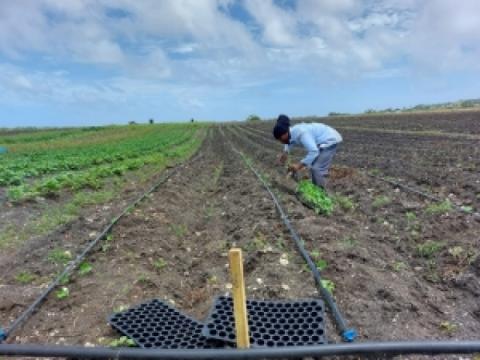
[228,248,250,349]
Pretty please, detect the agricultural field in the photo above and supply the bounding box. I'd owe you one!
[0,111,479,359]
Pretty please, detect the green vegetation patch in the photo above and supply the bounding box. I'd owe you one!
[296,180,334,215]
[425,200,453,215]
[417,240,445,258]
[372,195,391,208]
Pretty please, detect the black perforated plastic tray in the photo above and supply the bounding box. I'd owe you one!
[108,299,223,349]
[202,296,326,347]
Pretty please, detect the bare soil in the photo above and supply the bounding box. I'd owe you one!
[0,122,479,360]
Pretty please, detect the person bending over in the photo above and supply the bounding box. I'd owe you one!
[273,114,342,189]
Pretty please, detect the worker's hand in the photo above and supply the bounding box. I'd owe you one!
[288,162,304,173]
[277,152,288,165]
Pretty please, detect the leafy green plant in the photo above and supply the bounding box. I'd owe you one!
[78,262,93,276]
[321,279,335,294]
[339,236,357,248]
[170,224,187,237]
[297,180,334,215]
[439,321,457,333]
[460,205,473,213]
[315,259,328,271]
[334,195,355,211]
[372,195,391,208]
[15,271,36,284]
[425,200,452,215]
[405,211,417,222]
[393,261,407,272]
[108,336,136,347]
[56,287,70,299]
[417,240,444,258]
[153,258,167,270]
[48,249,73,264]
[113,304,129,313]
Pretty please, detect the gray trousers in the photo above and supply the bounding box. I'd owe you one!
[311,144,338,188]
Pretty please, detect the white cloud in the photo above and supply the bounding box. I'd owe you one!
[244,0,297,46]
[0,0,479,114]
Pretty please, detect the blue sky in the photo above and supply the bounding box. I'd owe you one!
[0,0,479,127]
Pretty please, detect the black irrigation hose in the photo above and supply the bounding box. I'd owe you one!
[0,149,205,343]
[2,341,480,359]
[220,128,357,342]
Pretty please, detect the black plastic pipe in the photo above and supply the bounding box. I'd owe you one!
[221,128,357,342]
[0,148,205,343]
[2,341,480,359]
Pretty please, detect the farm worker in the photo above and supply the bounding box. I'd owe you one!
[273,114,342,189]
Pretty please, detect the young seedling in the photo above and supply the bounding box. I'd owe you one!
[48,249,73,264]
[405,211,416,222]
[416,240,444,258]
[334,195,356,211]
[340,236,357,249]
[321,279,335,295]
[153,258,167,270]
[439,321,457,334]
[425,200,452,215]
[78,262,93,276]
[113,304,129,313]
[102,234,114,252]
[15,271,36,284]
[315,259,328,271]
[372,195,391,208]
[170,224,187,237]
[56,287,70,299]
[108,336,136,347]
[393,261,408,272]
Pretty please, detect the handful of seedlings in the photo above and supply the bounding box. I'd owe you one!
[296,180,334,215]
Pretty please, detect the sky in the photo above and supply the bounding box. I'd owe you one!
[0,0,479,127]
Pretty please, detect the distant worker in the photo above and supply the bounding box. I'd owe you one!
[273,114,342,190]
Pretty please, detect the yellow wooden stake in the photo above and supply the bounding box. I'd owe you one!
[228,248,250,349]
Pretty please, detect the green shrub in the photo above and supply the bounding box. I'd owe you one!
[246,114,261,122]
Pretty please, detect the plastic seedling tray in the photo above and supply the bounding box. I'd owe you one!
[108,299,223,349]
[202,296,326,347]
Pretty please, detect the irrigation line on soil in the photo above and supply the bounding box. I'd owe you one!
[220,127,357,342]
[0,147,206,343]
[239,125,480,218]
[2,341,480,359]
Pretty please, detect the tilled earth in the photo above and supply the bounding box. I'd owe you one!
[0,126,479,360]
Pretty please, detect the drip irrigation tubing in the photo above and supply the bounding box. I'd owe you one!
[0,147,205,343]
[2,341,480,359]
[236,125,479,218]
[220,127,357,342]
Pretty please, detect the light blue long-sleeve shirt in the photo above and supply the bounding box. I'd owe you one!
[284,123,342,166]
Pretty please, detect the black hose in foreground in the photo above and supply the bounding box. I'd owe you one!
[2,341,480,359]
[0,149,204,343]
[221,128,357,342]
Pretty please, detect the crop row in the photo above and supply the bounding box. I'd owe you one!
[0,125,199,187]
[4,126,204,201]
